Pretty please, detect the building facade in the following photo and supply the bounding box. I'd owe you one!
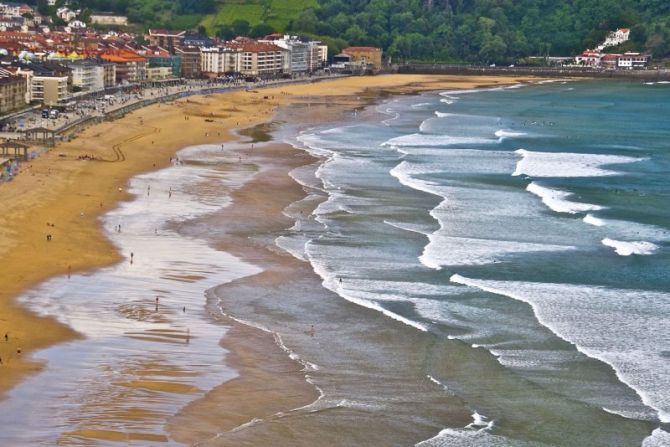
[200,46,242,76]
[90,14,128,26]
[0,74,26,113]
[65,60,105,92]
[175,46,201,79]
[31,75,69,105]
[228,41,287,77]
[617,52,650,69]
[341,47,383,68]
[147,29,186,53]
[101,49,147,84]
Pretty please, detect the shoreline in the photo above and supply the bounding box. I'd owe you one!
[0,74,546,440]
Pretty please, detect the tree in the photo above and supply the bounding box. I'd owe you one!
[250,23,274,38]
[216,24,235,40]
[231,19,250,37]
[294,9,318,34]
[344,24,368,45]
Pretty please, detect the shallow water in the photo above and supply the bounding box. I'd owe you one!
[0,144,260,445]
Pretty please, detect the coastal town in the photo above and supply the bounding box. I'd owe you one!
[0,2,393,180]
[0,3,659,181]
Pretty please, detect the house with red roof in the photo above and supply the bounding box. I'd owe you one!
[100,48,146,84]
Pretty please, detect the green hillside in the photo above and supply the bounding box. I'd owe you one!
[200,0,318,36]
[55,0,670,63]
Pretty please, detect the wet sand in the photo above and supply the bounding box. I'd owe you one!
[0,74,543,443]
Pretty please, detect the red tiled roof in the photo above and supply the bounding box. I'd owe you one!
[100,49,146,63]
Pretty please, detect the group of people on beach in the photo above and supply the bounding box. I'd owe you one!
[0,332,22,366]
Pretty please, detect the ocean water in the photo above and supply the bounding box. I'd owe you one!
[278,81,669,446]
[1,81,668,447]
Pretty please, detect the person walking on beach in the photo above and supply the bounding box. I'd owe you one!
[4,332,8,342]
[130,252,134,264]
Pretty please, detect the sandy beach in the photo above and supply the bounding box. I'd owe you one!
[0,74,542,443]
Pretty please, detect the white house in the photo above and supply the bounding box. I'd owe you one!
[56,7,77,22]
[575,49,603,67]
[617,52,649,69]
[69,20,86,29]
[599,28,631,50]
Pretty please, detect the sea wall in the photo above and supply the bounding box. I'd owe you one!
[397,64,670,81]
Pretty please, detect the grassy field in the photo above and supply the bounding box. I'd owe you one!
[201,0,318,35]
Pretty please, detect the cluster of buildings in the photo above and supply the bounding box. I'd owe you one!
[0,23,335,113]
[0,1,387,115]
[574,28,651,69]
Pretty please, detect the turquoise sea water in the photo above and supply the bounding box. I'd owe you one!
[281,80,670,446]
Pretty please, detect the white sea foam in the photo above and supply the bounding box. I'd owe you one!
[411,102,433,109]
[434,111,451,118]
[601,238,659,256]
[390,161,442,197]
[415,428,545,447]
[494,129,527,139]
[526,182,604,214]
[415,410,538,447]
[440,98,455,104]
[383,133,493,148]
[440,87,504,96]
[466,411,494,430]
[513,149,642,177]
[383,219,433,236]
[580,212,670,242]
[583,213,606,226]
[420,233,575,268]
[427,375,450,391]
[305,252,429,332]
[450,274,669,423]
[642,428,670,447]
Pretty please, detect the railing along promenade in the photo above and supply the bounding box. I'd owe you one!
[397,64,670,81]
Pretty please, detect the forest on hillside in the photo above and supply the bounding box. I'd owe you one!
[26,0,670,63]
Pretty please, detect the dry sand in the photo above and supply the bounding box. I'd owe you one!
[0,74,542,432]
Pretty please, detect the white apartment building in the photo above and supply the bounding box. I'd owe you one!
[262,35,325,72]
[66,61,105,92]
[617,52,649,69]
[200,46,242,76]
